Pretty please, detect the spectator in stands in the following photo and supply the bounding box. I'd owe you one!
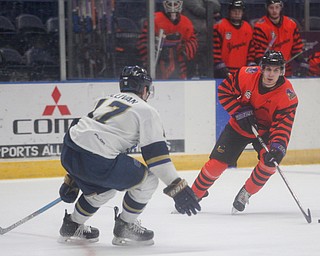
[308,52,320,76]
[253,0,308,77]
[137,0,198,79]
[212,0,255,78]
[182,0,221,78]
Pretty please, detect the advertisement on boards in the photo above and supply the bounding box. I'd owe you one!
[0,82,187,159]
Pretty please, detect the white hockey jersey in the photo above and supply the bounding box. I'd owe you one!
[69,92,178,185]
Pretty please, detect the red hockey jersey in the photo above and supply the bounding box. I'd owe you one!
[137,12,198,79]
[218,66,298,149]
[213,18,255,75]
[253,15,303,76]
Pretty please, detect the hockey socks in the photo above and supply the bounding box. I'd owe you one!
[192,158,228,200]
[245,161,276,194]
[71,194,100,224]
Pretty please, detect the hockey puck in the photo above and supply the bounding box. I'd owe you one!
[318,219,320,223]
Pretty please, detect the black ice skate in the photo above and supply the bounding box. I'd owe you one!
[197,191,209,202]
[112,206,154,246]
[232,186,251,214]
[59,210,99,243]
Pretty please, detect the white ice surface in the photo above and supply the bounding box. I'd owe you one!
[1,165,320,256]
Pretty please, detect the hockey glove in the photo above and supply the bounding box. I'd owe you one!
[164,33,182,47]
[214,62,230,78]
[264,142,286,167]
[295,62,310,77]
[233,106,257,134]
[164,178,201,216]
[59,174,79,203]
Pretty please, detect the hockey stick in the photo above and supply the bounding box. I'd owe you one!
[286,40,319,64]
[0,197,62,235]
[155,29,166,65]
[259,35,277,66]
[251,126,312,223]
[264,34,277,55]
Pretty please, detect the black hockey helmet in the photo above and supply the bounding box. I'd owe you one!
[260,50,286,74]
[228,0,245,10]
[266,0,283,7]
[119,65,153,95]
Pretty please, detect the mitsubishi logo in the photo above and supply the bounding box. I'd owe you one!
[42,86,71,116]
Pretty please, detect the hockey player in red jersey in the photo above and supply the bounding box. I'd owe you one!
[191,51,298,213]
[213,0,255,78]
[137,0,198,79]
[253,0,307,77]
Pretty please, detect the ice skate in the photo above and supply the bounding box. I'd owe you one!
[112,206,154,246]
[232,186,251,214]
[59,210,99,243]
[197,191,209,202]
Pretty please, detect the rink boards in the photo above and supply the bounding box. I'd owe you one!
[0,78,319,179]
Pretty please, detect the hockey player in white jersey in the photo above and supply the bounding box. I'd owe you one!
[58,65,200,246]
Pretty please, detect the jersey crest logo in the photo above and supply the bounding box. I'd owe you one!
[225,32,232,40]
[244,90,252,100]
[245,67,258,74]
[286,89,297,100]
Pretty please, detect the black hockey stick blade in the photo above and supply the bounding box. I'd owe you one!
[304,208,312,224]
[251,125,312,224]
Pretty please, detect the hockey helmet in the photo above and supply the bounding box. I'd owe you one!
[260,50,286,74]
[163,0,183,14]
[228,0,245,10]
[119,65,153,96]
[266,0,283,7]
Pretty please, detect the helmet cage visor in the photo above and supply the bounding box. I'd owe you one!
[163,0,183,13]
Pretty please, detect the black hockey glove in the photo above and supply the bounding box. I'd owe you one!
[59,174,79,203]
[295,62,310,77]
[264,142,286,167]
[164,178,201,216]
[233,106,257,134]
[214,62,230,78]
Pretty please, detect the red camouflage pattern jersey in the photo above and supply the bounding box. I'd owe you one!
[218,66,298,149]
[213,18,255,75]
[253,15,303,76]
[137,12,198,79]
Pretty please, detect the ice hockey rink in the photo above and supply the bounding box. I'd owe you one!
[1,164,320,256]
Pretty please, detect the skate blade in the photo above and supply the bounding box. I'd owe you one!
[58,235,99,244]
[112,236,154,246]
[231,207,239,215]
